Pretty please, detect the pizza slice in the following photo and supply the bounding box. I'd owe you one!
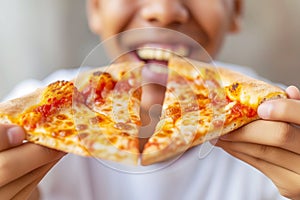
[0,62,144,165]
[74,61,143,164]
[141,57,287,165]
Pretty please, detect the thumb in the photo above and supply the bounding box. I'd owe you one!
[0,125,26,151]
[286,85,300,100]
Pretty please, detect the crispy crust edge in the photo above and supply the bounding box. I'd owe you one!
[218,67,287,103]
[0,88,43,117]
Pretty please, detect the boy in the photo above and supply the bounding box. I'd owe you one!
[1,0,300,199]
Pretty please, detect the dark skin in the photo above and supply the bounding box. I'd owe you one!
[1,1,300,199]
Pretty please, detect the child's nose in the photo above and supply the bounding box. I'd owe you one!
[140,0,189,27]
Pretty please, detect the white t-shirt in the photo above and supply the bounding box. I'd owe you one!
[4,64,287,200]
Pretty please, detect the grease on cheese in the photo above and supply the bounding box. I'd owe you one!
[225,82,259,107]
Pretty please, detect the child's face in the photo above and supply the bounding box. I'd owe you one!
[88,0,242,58]
[88,0,242,110]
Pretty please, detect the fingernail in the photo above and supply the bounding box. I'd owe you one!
[7,127,25,146]
[257,102,272,119]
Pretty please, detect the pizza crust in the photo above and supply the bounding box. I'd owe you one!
[0,88,43,117]
[75,61,144,88]
[141,137,189,166]
[27,133,89,156]
[218,67,286,107]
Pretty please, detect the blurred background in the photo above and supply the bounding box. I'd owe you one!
[0,0,299,101]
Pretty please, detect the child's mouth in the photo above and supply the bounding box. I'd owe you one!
[132,44,190,85]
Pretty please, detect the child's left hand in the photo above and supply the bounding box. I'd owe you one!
[215,86,300,200]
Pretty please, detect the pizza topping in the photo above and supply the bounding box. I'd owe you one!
[33,81,74,118]
[18,112,42,130]
[34,96,72,118]
[212,119,224,128]
[11,81,75,131]
[225,82,270,107]
[114,80,132,92]
[76,124,89,131]
[89,115,109,125]
[224,97,257,125]
[231,102,257,118]
[165,103,181,122]
[77,132,89,140]
[132,87,142,100]
[114,122,135,131]
[43,81,74,100]
[224,101,237,111]
[82,72,117,105]
[94,73,116,103]
[183,103,200,112]
[52,129,74,138]
[0,58,286,166]
[204,78,221,89]
[230,82,240,92]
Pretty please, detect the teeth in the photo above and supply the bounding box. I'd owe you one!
[137,46,188,61]
[137,48,170,61]
[148,64,168,74]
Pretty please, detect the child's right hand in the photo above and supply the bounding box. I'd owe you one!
[0,124,65,199]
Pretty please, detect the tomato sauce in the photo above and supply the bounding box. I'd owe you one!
[225,96,257,125]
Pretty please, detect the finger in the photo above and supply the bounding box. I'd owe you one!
[27,188,40,200]
[11,171,46,200]
[0,161,57,200]
[0,125,25,151]
[219,120,300,154]
[258,98,300,124]
[0,143,65,187]
[286,85,300,100]
[216,140,300,175]
[220,147,300,199]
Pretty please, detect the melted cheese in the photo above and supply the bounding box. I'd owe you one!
[225,83,258,107]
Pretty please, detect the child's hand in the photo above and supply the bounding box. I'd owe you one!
[215,86,300,200]
[0,125,65,199]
